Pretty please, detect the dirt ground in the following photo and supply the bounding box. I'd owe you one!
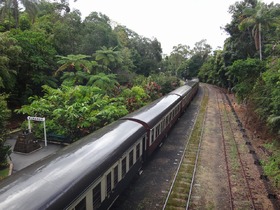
[190,84,231,209]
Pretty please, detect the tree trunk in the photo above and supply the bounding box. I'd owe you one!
[12,0,19,28]
[259,23,262,60]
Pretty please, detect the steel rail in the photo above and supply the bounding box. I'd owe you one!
[219,92,257,209]
[215,88,234,210]
[185,86,208,209]
[223,92,280,210]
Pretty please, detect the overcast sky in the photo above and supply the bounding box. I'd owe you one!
[70,0,280,55]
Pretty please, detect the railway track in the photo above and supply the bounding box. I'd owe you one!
[215,87,280,210]
[162,86,209,210]
[216,89,257,209]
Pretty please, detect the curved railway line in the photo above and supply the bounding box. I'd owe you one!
[216,88,257,209]
[216,87,280,210]
[162,84,279,210]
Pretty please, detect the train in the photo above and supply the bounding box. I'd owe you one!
[0,79,199,210]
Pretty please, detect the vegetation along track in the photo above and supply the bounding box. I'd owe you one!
[215,87,279,210]
[162,86,209,210]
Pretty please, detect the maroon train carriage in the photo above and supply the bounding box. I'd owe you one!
[169,85,193,113]
[121,94,182,158]
[122,78,199,158]
[0,79,199,210]
[0,120,147,210]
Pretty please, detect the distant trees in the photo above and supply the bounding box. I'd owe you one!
[163,40,211,79]
[0,0,39,29]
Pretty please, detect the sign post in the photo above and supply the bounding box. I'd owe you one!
[27,116,47,146]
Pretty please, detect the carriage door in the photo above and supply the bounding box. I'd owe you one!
[142,134,148,161]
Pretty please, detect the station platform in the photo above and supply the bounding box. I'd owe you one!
[5,130,64,173]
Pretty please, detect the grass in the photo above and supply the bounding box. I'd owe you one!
[262,140,280,188]
[0,165,10,180]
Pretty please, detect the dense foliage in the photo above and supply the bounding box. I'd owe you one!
[1,0,279,181]
[0,94,11,166]
[17,85,128,140]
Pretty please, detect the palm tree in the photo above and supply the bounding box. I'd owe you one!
[0,0,39,28]
[94,46,123,73]
[238,1,273,60]
[87,73,119,93]
[55,54,91,74]
[55,54,93,85]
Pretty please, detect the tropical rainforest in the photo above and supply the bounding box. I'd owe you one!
[0,0,279,183]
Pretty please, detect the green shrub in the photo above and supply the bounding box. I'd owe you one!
[0,94,11,165]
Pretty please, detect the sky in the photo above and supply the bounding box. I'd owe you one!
[69,0,280,55]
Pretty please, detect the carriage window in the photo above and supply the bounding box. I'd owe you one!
[129,150,133,168]
[107,172,112,195]
[92,183,101,209]
[143,136,146,150]
[75,197,86,210]
[151,129,154,143]
[114,165,118,186]
[156,125,160,137]
[136,143,140,160]
[122,157,127,178]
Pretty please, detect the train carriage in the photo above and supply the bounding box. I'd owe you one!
[0,120,147,210]
[169,85,192,113]
[169,79,199,114]
[0,79,199,210]
[122,94,182,157]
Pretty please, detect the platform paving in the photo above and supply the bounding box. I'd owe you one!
[5,131,64,173]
